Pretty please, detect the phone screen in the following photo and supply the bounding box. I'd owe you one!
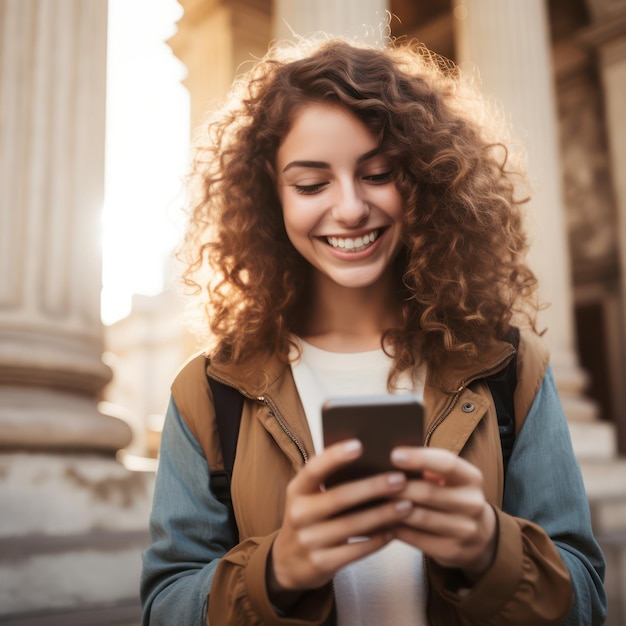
[321,394,424,490]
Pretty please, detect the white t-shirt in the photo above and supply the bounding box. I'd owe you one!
[290,340,428,626]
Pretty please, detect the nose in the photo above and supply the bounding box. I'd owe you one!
[330,179,369,227]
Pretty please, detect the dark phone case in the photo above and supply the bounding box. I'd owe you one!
[322,394,424,489]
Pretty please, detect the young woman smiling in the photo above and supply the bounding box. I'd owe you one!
[140,38,607,626]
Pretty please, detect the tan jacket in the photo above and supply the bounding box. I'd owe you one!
[171,330,575,625]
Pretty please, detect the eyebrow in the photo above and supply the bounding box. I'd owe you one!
[282,148,380,173]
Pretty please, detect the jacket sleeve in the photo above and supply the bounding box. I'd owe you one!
[427,365,607,625]
[140,396,334,626]
[140,397,236,625]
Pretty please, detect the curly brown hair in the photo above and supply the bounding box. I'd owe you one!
[180,37,539,381]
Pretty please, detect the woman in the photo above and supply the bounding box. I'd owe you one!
[140,38,607,625]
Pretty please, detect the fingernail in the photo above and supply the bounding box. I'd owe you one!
[387,472,406,486]
[395,500,412,513]
[391,449,409,463]
[343,439,362,455]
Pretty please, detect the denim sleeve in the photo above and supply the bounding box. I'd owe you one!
[140,396,237,626]
[503,365,607,625]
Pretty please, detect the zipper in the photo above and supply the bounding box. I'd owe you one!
[208,372,309,464]
[424,349,516,446]
[257,393,309,464]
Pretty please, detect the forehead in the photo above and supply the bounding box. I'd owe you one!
[277,102,378,166]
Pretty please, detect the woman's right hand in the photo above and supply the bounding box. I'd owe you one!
[268,439,413,601]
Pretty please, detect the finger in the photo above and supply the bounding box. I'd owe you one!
[401,505,482,539]
[291,439,363,495]
[394,525,489,572]
[323,470,409,518]
[400,481,486,517]
[394,525,463,564]
[288,471,407,528]
[298,499,413,549]
[307,529,396,577]
[391,447,483,487]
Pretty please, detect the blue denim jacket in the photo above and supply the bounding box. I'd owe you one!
[140,366,607,625]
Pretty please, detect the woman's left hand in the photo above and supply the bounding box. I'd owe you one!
[390,446,497,581]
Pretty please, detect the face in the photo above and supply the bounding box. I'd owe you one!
[276,103,404,292]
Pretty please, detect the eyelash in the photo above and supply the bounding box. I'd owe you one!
[293,172,392,195]
[294,182,327,195]
[364,172,393,183]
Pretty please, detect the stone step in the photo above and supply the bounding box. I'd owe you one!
[576,459,626,626]
[0,452,153,619]
[580,458,626,534]
[569,420,618,461]
[0,530,149,624]
[0,599,140,626]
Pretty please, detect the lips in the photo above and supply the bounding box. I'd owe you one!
[324,228,380,253]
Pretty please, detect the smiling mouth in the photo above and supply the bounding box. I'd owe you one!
[325,229,381,253]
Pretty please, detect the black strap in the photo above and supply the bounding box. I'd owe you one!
[207,374,244,541]
[484,326,520,475]
[210,377,244,474]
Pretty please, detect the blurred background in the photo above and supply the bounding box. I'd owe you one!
[1,0,625,623]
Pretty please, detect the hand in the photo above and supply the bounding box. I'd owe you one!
[269,439,413,599]
[390,447,497,581]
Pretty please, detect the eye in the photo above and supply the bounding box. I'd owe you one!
[293,182,328,195]
[363,171,393,184]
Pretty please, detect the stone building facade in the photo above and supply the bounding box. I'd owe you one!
[0,1,154,623]
[1,0,625,623]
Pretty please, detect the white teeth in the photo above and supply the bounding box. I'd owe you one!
[326,229,379,252]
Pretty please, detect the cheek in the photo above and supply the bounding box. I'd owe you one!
[281,204,310,249]
[281,202,298,234]
[387,188,404,219]
[282,197,319,235]
[368,185,403,218]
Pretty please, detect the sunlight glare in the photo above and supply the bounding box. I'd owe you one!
[102,0,190,326]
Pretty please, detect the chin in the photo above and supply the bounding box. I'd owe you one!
[329,270,387,289]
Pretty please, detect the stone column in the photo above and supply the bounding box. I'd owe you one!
[574,9,626,612]
[452,0,610,442]
[0,0,152,620]
[168,0,272,136]
[273,0,390,46]
[0,0,130,452]
[580,0,626,457]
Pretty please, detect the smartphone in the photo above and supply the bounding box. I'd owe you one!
[322,394,424,490]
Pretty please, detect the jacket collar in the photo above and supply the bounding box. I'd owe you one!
[207,336,517,398]
[425,337,517,394]
[207,352,290,399]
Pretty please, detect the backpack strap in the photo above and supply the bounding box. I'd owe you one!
[484,326,520,475]
[207,374,243,541]
[169,353,244,541]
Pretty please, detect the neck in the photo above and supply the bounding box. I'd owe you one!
[301,272,402,353]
